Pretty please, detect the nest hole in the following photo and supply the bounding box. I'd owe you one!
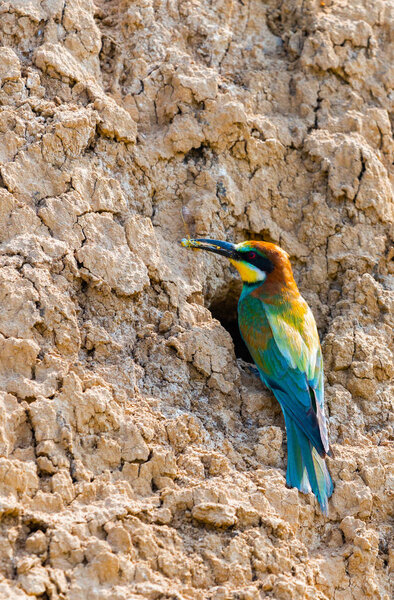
[209,286,253,363]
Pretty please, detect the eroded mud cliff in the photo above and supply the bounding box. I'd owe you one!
[0,0,393,598]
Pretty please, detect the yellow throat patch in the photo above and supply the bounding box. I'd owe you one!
[230,259,267,283]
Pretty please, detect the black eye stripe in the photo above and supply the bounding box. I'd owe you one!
[236,250,274,273]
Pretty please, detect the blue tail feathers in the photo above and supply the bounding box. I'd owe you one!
[284,414,333,514]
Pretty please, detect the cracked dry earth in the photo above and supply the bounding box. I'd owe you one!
[0,0,393,599]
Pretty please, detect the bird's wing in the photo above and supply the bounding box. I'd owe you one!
[253,300,330,457]
[264,301,319,381]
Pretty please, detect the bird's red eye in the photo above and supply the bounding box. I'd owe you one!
[248,251,256,260]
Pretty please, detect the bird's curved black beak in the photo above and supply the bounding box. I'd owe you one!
[180,238,237,259]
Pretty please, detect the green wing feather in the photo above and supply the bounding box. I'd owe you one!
[239,293,330,456]
[262,299,331,456]
[238,291,333,512]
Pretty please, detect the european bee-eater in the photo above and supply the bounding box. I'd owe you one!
[181,237,333,514]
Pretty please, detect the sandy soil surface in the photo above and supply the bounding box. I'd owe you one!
[0,0,392,598]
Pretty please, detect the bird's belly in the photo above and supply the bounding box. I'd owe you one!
[238,296,271,358]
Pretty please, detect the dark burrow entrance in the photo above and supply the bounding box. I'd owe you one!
[209,287,254,363]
